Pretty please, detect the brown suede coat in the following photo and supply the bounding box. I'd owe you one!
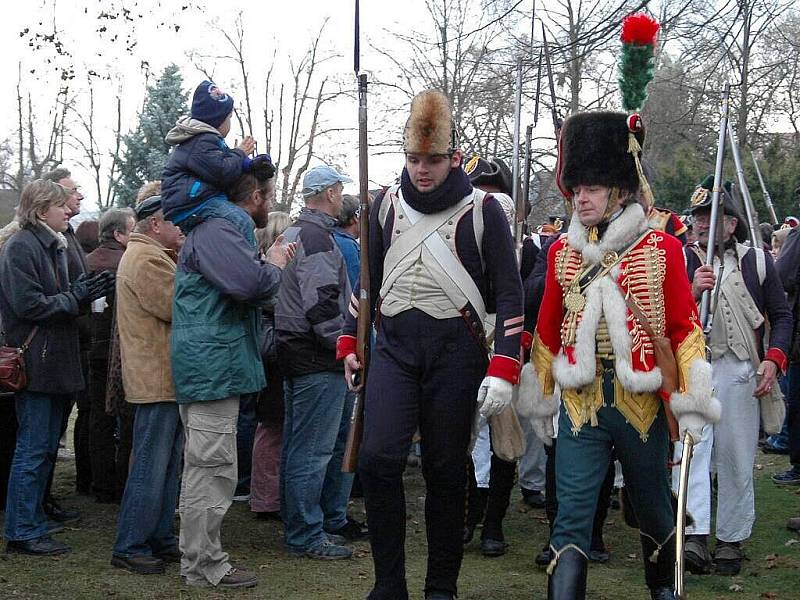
[115,233,178,403]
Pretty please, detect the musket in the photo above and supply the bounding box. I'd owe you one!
[699,84,731,331]
[728,122,760,248]
[752,150,778,225]
[541,24,561,138]
[678,84,731,599]
[512,57,524,256]
[342,0,370,473]
[522,124,533,229]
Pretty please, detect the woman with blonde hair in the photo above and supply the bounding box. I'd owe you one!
[250,210,293,519]
[0,180,114,556]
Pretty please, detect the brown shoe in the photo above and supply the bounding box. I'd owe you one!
[787,517,800,532]
[111,554,165,575]
[217,567,258,588]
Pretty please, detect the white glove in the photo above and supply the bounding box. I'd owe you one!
[477,376,513,418]
[531,417,555,446]
[678,413,707,444]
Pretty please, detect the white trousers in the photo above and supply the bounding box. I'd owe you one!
[472,417,491,488]
[672,354,758,542]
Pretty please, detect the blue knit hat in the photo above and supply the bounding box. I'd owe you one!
[191,81,234,129]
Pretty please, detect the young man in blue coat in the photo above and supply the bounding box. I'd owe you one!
[337,91,524,600]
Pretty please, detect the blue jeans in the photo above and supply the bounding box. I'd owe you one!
[113,402,183,557]
[236,394,258,494]
[281,371,351,551]
[4,391,68,541]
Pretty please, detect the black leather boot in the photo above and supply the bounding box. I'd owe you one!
[641,534,676,600]
[547,546,588,600]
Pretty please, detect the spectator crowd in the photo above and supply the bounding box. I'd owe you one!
[0,78,799,599]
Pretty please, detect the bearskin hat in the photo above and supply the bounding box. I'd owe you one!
[403,90,456,155]
[557,111,645,197]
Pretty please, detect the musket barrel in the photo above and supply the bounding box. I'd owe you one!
[752,150,778,225]
[728,123,760,248]
[699,84,730,330]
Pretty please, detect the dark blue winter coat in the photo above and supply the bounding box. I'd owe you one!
[161,117,247,222]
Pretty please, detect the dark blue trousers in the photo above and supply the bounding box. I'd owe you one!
[359,310,487,600]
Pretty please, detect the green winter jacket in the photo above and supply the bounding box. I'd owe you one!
[171,196,282,403]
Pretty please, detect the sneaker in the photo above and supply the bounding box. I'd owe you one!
[326,517,369,541]
[324,532,348,545]
[303,540,353,560]
[217,567,258,588]
[232,492,251,502]
[762,442,789,455]
[111,554,165,575]
[772,467,800,486]
[6,535,70,556]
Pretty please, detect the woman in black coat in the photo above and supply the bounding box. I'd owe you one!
[0,179,113,556]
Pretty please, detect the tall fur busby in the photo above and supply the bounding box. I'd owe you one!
[403,90,456,155]
[558,111,645,195]
[556,13,659,211]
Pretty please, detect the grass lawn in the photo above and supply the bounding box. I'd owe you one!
[1,443,798,600]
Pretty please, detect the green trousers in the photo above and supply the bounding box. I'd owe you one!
[550,367,674,556]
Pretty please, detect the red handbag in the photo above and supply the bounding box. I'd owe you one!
[0,327,39,393]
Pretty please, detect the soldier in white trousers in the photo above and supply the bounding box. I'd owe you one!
[677,177,792,576]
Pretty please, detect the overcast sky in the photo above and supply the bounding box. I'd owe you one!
[2,0,465,210]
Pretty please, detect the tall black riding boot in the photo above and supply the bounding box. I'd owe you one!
[641,533,676,600]
[547,546,588,600]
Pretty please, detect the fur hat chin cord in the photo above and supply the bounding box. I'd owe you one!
[619,13,660,211]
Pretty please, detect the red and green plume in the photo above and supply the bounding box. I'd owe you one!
[618,13,660,113]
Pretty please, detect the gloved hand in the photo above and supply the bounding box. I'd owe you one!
[677,413,707,445]
[70,270,115,304]
[514,363,536,418]
[242,153,273,174]
[531,416,555,446]
[477,376,513,418]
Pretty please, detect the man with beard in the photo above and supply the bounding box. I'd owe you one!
[171,160,294,589]
[337,90,523,600]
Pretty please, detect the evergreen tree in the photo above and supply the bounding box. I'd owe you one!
[114,64,188,206]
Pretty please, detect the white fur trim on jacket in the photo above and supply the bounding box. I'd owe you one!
[552,273,663,393]
[669,359,721,424]
[567,202,649,266]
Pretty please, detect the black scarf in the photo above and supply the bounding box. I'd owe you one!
[400,167,473,214]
